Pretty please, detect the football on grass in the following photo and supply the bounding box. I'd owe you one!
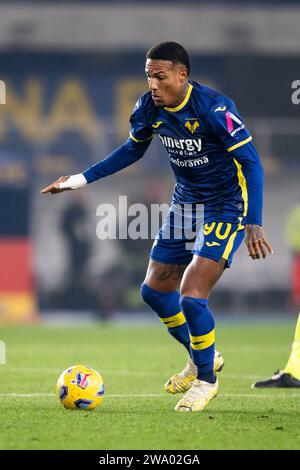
[56,364,104,410]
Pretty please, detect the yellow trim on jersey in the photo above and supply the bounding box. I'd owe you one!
[233,159,248,217]
[190,329,215,350]
[160,311,186,328]
[164,83,193,112]
[129,131,153,143]
[227,136,252,152]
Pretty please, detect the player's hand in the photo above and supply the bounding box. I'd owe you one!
[41,174,87,195]
[41,176,71,194]
[245,224,274,260]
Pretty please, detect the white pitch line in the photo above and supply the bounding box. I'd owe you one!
[222,393,300,398]
[0,393,55,397]
[108,393,300,399]
[1,368,259,380]
[0,392,299,398]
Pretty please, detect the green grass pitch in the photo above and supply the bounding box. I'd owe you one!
[0,321,299,450]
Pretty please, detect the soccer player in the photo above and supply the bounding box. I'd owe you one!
[41,42,273,412]
[252,313,300,388]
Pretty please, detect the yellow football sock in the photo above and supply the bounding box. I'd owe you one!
[284,313,300,380]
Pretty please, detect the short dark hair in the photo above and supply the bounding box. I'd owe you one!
[146,42,191,75]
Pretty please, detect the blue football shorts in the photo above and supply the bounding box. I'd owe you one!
[150,203,245,268]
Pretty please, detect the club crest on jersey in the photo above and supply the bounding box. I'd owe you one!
[185,120,200,134]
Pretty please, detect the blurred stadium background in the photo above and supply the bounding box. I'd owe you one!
[1,0,300,324]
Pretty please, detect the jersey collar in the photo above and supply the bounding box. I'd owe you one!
[164,83,193,112]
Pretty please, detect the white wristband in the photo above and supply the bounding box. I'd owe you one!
[58,174,87,190]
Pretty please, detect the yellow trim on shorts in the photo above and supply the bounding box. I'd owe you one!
[222,217,244,261]
[222,230,238,261]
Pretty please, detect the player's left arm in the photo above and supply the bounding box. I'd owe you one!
[230,141,273,260]
[206,100,273,260]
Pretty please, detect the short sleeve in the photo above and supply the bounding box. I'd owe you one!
[129,96,153,143]
[206,100,252,153]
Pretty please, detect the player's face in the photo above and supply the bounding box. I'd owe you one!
[145,59,188,107]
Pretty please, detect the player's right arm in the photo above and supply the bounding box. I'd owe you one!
[41,95,153,195]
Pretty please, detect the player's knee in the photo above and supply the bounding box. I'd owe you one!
[140,282,176,312]
[140,282,157,308]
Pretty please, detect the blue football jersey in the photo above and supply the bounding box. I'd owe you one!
[129,81,254,222]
